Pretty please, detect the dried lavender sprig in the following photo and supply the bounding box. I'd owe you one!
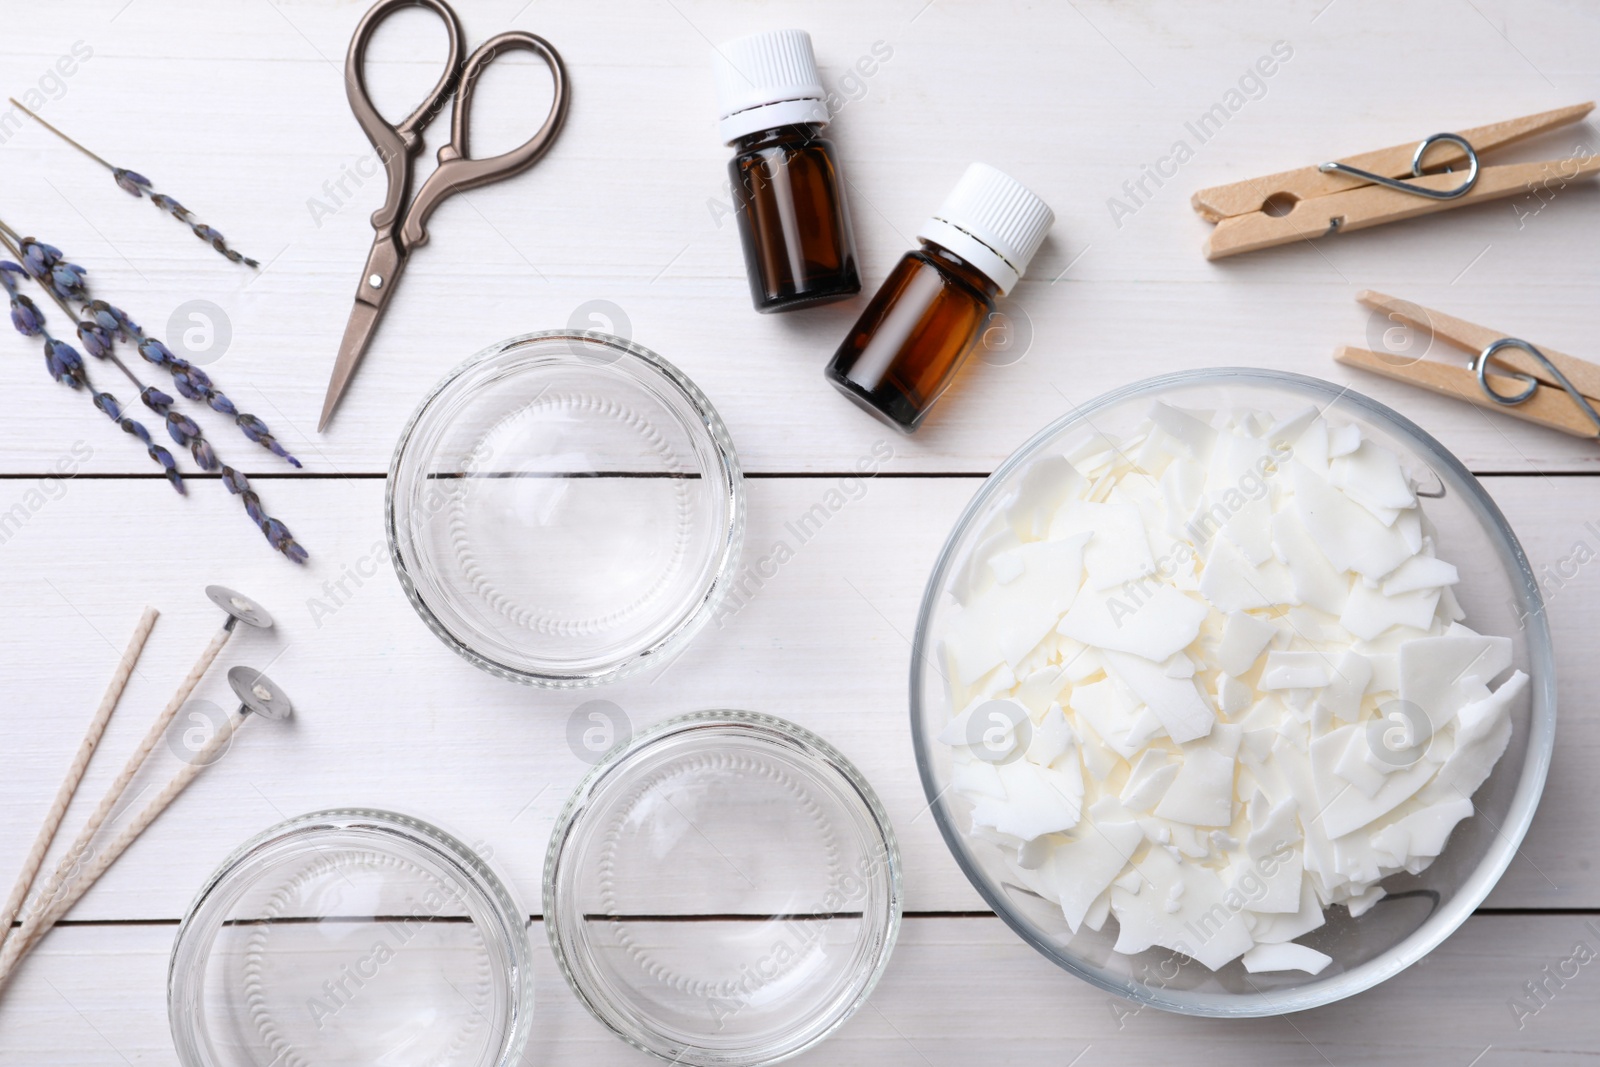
[123,325,301,468]
[0,256,183,491]
[8,233,300,468]
[2,223,308,562]
[92,389,185,493]
[6,98,258,269]
[221,466,308,564]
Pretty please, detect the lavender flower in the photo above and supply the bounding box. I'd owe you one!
[136,189,259,269]
[45,247,300,468]
[112,168,151,196]
[2,227,306,559]
[138,386,220,472]
[0,263,41,336]
[18,239,59,282]
[10,295,41,336]
[0,261,181,490]
[221,465,308,563]
[16,239,88,304]
[76,319,112,358]
[93,390,184,494]
[49,261,88,302]
[43,335,86,388]
[86,299,138,341]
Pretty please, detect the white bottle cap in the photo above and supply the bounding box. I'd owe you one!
[712,29,831,144]
[916,163,1055,295]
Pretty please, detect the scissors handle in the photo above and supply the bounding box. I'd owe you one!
[399,31,571,250]
[345,0,466,234]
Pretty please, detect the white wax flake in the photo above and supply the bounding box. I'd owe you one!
[1057,582,1207,662]
[1110,846,1255,970]
[1330,440,1416,517]
[949,758,1005,800]
[1223,493,1276,565]
[1069,676,1156,760]
[1025,704,1077,769]
[1326,422,1362,458]
[1291,460,1415,579]
[1370,797,1474,867]
[1121,749,1179,812]
[1160,457,1206,533]
[1049,501,1157,591]
[1420,672,1526,804]
[1199,536,1296,612]
[990,551,1025,585]
[1267,405,1318,450]
[1260,651,1334,690]
[1270,508,1352,616]
[1043,807,1143,933]
[1339,582,1441,642]
[1399,635,1512,730]
[1216,611,1277,677]
[1318,752,1436,840]
[1152,746,1236,826]
[1292,418,1330,475]
[991,535,1091,606]
[1084,891,1114,932]
[1313,651,1371,725]
[1218,674,1252,714]
[1344,884,1387,917]
[1228,846,1302,915]
[970,759,1084,842]
[1103,650,1217,744]
[1241,942,1333,975]
[939,697,1028,756]
[1148,401,1218,459]
[1008,455,1087,542]
[1331,724,1391,799]
[938,403,1522,975]
[949,524,1019,606]
[1015,665,1068,718]
[1075,719,1121,782]
[1250,881,1327,944]
[1381,554,1460,595]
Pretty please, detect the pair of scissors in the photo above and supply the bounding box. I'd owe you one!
[319,0,570,432]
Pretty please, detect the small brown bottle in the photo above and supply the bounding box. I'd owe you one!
[713,30,860,313]
[826,164,1054,431]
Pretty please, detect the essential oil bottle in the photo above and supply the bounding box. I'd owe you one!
[713,29,860,313]
[826,163,1054,432]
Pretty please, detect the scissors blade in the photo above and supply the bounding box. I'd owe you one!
[320,299,383,433]
[320,238,406,432]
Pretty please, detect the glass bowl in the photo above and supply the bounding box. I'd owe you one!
[388,331,744,688]
[544,711,902,1065]
[909,368,1556,1016]
[168,809,533,1067]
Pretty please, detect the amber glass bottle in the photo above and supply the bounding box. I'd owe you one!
[713,30,859,313]
[729,125,858,311]
[827,164,1054,432]
[827,243,996,429]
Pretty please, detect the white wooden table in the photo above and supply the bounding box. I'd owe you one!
[2,0,1597,1062]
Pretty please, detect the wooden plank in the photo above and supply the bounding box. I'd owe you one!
[1,915,1596,1063]
[0,474,1594,920]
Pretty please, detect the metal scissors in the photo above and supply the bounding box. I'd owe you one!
[319,0,570,432]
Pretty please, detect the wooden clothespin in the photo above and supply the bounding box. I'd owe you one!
[1335,290,1600,439]
[1193,103,1598,259]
